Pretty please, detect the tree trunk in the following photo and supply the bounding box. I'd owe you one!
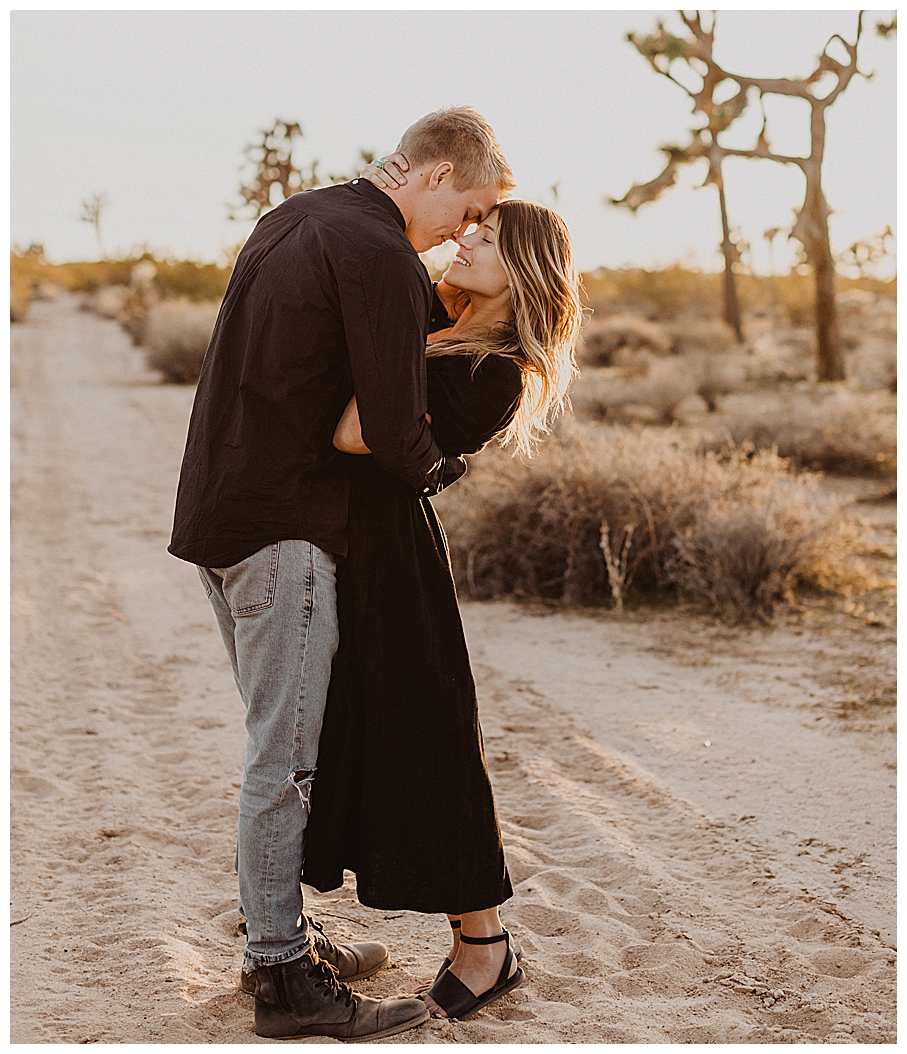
[812,236,844,381]
[797,176,844,382]
[716,180,744,343]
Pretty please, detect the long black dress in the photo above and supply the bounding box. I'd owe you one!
[301,351,523,914]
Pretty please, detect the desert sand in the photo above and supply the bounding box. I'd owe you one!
[10,298,896,1043]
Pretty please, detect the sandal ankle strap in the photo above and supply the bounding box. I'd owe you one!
[459,928,508,946]
[448,919,461,930]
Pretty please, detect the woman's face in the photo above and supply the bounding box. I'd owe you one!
[443,209,510,301]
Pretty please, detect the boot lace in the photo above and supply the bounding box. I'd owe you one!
[308,950,354,1008]
[307,916,339,959]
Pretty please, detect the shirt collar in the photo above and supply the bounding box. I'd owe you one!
[348,178,407,232]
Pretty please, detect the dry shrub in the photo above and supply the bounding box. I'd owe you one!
[693,354,742,412]
[153,259,231,303]
[668,505,830,623]
[704,392,896,476]
[578,316,670,367]
[743,328,814,386]
[143,300,220,383]
[568,368,626,422]
[437,422,864,622]
[48,255,232,300]
[10,245,48,322]
[583,266,724,320]
[852,339,897,393]
[666,318,738,355]
[615,360,697,423]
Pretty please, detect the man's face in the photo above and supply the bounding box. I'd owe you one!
[405,166,501,254]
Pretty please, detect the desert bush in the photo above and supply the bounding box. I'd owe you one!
[580,267,895,331]
[667,506,831,623]
[437,422,864,622]
[583,266,725,320]
[614,360,697,424]
[143,300,220,383]
[693,355,742,412]
[665,318,738,355]
[851,338,897,393]
[703,391,896,476]
[10,244,48,321]
[743,328,814,386]
[10,278,32,322]
[578,316,671,367]
[153,259,231,303]
[53,257,145,293]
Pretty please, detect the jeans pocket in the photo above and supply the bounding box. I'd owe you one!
[197,566,213,598]
[224,542,281,616]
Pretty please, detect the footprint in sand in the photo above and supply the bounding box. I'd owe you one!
[807,947,873,979]
[512,903,583,938]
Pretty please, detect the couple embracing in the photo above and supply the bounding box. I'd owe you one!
[169,106,582,1041]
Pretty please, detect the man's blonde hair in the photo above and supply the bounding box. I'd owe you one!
[397,105,515,194]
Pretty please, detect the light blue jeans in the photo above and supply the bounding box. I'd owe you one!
[197,540,339,970]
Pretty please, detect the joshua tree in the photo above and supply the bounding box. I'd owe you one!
[230,119,316,220]
[618,11,875,382]
[230,120,378,221]
[611,13,747,342]
[80,192,110,258]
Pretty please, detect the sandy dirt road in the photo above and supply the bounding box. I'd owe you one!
[10,298,896,1043]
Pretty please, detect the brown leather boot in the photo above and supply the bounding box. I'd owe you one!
[246,950,428,1041]
[239,916,388,989]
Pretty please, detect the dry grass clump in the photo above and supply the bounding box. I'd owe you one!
[619,361,697,424]
[143,300,220,383]
[693,354,743,412]
[439,422,865,623]
[703,392,896,476]
[573,354,742,424]
[665,318,738,355]
[578,316,671,367]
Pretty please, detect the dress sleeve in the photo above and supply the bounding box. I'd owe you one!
[426,354,523,456]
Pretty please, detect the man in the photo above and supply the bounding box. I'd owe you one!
[169,106,514,1041]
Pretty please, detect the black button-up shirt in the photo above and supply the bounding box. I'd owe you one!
[168,179,465,568]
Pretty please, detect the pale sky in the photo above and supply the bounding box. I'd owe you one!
[10,5,897,275]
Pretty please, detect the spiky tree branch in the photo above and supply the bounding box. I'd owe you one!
[612,15,747,340]
[615,11,873,381]
[230,119,318,221]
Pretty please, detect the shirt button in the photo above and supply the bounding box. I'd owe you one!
[352,179,359,184]
[422,488,430,494]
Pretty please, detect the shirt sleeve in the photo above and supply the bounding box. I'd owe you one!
[338,250,465,496]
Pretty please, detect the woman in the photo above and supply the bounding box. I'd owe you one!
[301,176,583,1021]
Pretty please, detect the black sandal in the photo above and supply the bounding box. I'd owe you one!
[423,929,524,1020]
[433,919,523,983]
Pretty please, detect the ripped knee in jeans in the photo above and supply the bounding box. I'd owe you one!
[290,768,315,811]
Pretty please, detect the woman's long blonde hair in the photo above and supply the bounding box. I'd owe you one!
[426,199,583,458]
